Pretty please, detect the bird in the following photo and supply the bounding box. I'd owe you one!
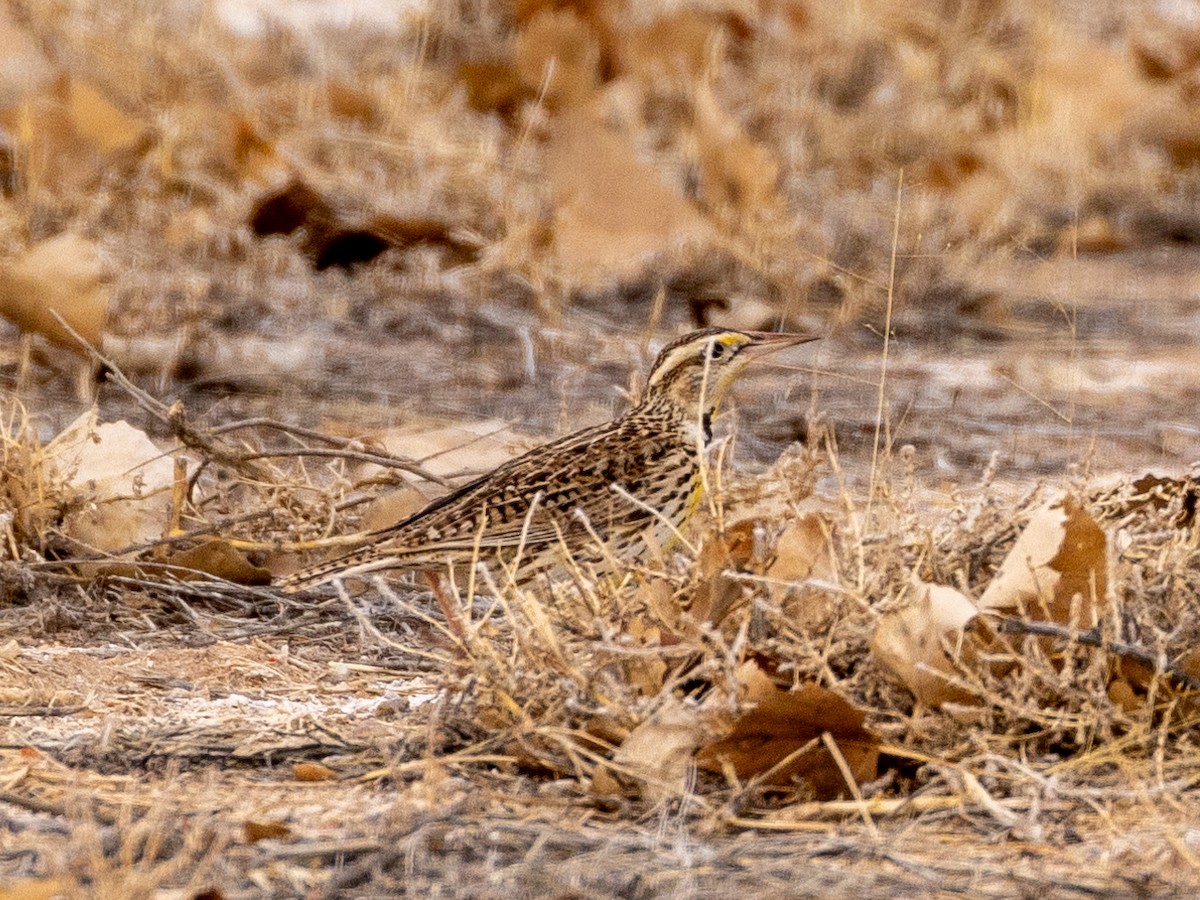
[277,328,817,599]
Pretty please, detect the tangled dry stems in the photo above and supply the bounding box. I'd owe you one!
[3,0,1200,893]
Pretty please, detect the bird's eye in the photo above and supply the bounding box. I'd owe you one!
[707,342,725,360]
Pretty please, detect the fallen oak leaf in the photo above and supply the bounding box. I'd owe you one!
[992,618,1200,693]
[733,659,779,703]
[0,875,76,900]
[248,180,478,271]
[691,83,781,217]
[652,518,758,638]
[249,179,332,237]
[619,616,669,697]
[458,59,530,117]
[2,74,151,195]
[514,8,603,109]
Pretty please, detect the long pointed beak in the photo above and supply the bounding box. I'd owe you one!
[742,331,820,358]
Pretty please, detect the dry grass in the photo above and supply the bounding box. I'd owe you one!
[4,0,1200,896]
[6,392,1200,896]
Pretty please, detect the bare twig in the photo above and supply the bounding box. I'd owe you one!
[996,617,1200,692]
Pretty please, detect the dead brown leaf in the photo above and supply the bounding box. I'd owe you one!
[660,518,758,636]
[243,819,291,843]
[293,762,335,782]
[0,876,75,900]
[546,110,713,291]
[620,617,669,697]
[1110,473,1199,527]
[0,232,110,351]
[1107,678,1140,715]
[214,112,288,186]
[35,410,185,557]
[734,658,780,703]
[248,180,475,271]
[590,763,622,800]
[515,8,602,109]
[458,59,530,117]
[978,493,1108,626]
[358,483,444,533]
[612,695,711,803]
[3,74,150,194]
[620,10,730,82]
[871,579,980,708]
[249,179,333,238]
[324,79,381,126]
[696,681,879,799]
[692,84,781,216]
[766,513,838,631]
[161,540,272,586]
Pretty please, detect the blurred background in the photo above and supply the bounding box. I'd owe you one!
[3,0,1200,482]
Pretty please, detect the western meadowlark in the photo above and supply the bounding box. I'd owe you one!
[278,328,816,596]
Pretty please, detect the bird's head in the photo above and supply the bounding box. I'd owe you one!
[642,327,818,415]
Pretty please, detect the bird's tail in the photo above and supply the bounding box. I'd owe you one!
[276,547,394,593]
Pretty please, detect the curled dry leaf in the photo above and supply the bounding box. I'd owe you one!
[619,617,669,697]
[696,679,880,799]
[248,179,475,271]
[871,579,980,708]
[2,75,150,194]
[765,513,838,632]
[546,110,713,291]
[733,658,779,703]
[620,9,731,82]
[161,540,272,586]
[0,233,110,351]
[1107,678,1141,715]
[977,493,1109,626]
[658,514,837,639]
[612,695,711,804]
[459,59,530,117]
[211,112,288,186]
[590,763,623,800]
[1114,650,1200,714]
[663,517,758,636]
[692,84,781,216]
[243,819,291,843]
[324,79,381,126]
[514,8,602,109]
[0,876,75,900]
[292,762,336,782]
[249,179,332,238]
[358,483,444,533]
[361,420,533,484]
[1102,473,1199,528]
[36,410,186,557]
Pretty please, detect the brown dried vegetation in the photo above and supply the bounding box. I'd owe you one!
[3,0,1200,896]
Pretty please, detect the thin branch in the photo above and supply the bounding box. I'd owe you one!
[996,617,1200,692]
